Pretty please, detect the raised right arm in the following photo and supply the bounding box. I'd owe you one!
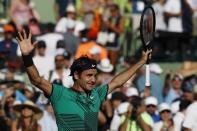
[16,30,52,96]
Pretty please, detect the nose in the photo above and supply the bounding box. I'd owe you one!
[91,76,96,83]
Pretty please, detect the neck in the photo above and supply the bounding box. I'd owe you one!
[56,67,64,72]
[72,82,85,93]
[24,117,32,126]
[72,82,90,94]
[159,1,165,5]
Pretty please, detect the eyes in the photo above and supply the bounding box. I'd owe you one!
[86,73,97,78]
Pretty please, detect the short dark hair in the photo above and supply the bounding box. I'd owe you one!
[179,99,191,111]
[70,56,97,78]
[37,40,46,48]
[56,40,65,49]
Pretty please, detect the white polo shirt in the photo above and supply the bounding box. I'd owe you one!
[183,101,197,131]
[164,0,183,32]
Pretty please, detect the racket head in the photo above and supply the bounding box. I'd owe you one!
[140,5,156,51]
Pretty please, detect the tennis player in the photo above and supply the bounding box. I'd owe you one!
[16,30,152,131]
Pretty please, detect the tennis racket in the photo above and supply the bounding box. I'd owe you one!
[140,5,156,87]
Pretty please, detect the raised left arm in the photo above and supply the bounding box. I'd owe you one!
[107,50,151,94]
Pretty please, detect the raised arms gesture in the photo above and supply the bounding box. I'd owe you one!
[16,30,52,96]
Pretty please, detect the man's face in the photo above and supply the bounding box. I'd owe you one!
[37,47,46,56]
[183,92,194,102]
[55,55,65,69]
[77,69,97,92]
[4,32,13,40]
[172,77,182,90]
[146,104,157,114]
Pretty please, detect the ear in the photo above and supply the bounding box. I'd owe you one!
[74,71,79,80]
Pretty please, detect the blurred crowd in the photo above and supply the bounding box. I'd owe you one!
[0,0,197,131]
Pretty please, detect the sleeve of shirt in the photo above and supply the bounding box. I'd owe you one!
[141,112,154,127]
[55,18,67,33]
[49,84,64,104]
[164,0,172,12]
[183,106,195,129]
[95,84,108,102]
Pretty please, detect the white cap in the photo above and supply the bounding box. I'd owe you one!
[89,46,101,55]
[149,63,163,74]
[159,103,171,113]
[55,48,65,56]
[97,58,114,73]
[117,102,130,114]
[145,96,158,106]
[66,4,76,12]
[170,101,180,115]
[125,87,139,97]
[66,19,75,29]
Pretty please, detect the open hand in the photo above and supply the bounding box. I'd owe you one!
[16,30,36,55]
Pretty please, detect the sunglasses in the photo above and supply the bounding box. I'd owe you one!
[55,58,64,62]
[160,110,171,113]
[146,105,156,108]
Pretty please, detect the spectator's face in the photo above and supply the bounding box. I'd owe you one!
[24,90,34,99]
[22,107,33,118]
[64,59,70,68]
[37,47,46,56]
[75,69,97,92]
[137,103,145,115]
[172,77,182,90]
[112,100,121,109]
[146,104,157,114]
[5,93,15,105]
[67,12,76,19]
[110,8,118,17]
[4,32,13,40]
[160,110,171,121]
[55,55,65,69]
[183,92,194,102]
[20,0,29,5]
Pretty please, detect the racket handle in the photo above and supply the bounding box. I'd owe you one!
[145,64,150,86]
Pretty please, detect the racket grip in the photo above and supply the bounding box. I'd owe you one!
[145,64,150,86]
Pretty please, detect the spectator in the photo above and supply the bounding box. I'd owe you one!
[173,99,191,131]
[152,0,167,58]
[38,102,58,131]
[102,4,124,66]
[44,51,73,88]
[183,84,197,131]
[36,23,64,57]
[75,29,98,59]
[0,24,18,69]
[12,100,43,131]
[110,102,131,131]
[55,4,85,36]
[109,91,127,131]
[61,19,80,56]
[54,0,76,20]
[124,87,139,102]
[153,103,174,131]
[9,0,40,31]
[33,40,54,76]
[119,96,153,131]
[165,73,183,105]
[145,96,160,123]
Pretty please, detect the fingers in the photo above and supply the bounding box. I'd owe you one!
[32,41,38,48]
[23,29,27,39]
[17,31,23,41]
[28,31,32,41]
[15,37,20,43]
